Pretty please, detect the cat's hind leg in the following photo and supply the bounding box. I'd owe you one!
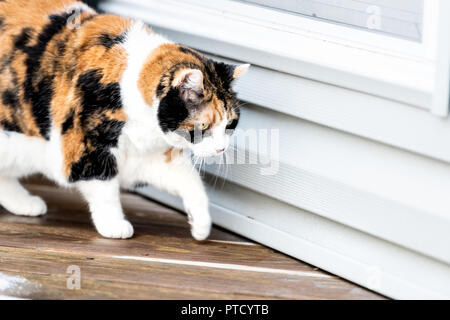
[0,131,49,216]
[0,177,47,216]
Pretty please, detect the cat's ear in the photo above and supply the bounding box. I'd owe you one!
[232,64,250,79]
[173,69,204,92]
[173,69,204,104]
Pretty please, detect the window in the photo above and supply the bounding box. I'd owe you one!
[236,0,424,42]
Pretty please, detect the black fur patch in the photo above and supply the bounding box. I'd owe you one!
[13,27,33,51]
[0,120,21,133]
[1,89,22,133]
[69,144,121,182]
[98,33,126,49]
[68,69,125,182]
[156,83,166,97]
[18,12,74,139]
[157,87,189,133]
[77,70,122,117]
[226,119,239,131]
[2,89,19,109]
[61,109,75,134]
[213,61,235,91]
[32,76,54,139]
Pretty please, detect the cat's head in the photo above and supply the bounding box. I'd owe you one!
[152,46,249,157]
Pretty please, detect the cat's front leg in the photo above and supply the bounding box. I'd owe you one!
[154,155,212,241]
[180,174,212,241]
[170,165,212,241]
[77,178,133,239]
[124,152,211,240]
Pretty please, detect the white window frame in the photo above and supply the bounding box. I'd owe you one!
[101,0,450,115]
[226,0,438,59]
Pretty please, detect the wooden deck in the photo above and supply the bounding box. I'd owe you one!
[0,181,383,299]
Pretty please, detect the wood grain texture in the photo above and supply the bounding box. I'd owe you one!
[0,181,384,300]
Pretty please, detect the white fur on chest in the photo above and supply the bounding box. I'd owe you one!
[119,22,171,151]
[114,21,176,184]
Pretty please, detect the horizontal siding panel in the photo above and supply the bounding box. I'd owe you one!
[202,104,450,263]
[228,60,450,164]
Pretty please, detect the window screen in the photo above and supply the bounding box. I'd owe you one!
[234,0,424,42]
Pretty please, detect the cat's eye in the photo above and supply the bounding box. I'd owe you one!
[227,119,234,126]
[198,123,210,131]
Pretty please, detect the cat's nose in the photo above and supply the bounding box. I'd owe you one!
[216,148,225,154]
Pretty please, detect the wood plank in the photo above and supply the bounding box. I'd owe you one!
[15,184,319,272]
[0,182,384,299]
[0,247,272,300]
[0,246,374,300]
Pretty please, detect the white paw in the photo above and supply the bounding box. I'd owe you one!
[188,212,212,241]
[95,219,134,239]
[4,195,47,217]
[191,220,212,241]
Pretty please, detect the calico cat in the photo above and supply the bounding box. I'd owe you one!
[0,0,249,240]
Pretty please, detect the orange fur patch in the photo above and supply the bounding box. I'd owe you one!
[164,147,182,163]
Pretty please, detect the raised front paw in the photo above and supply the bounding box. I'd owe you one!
[191,218,212,241]
[95,219,134,239]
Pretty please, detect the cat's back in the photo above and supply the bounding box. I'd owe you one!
[0,0,134,184]
[0,0,82,35]
[0,0,96,138]
[0,0,86,71]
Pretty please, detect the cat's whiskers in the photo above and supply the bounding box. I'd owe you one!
[190,154,200,175]
[233,102,248,111]
[221,153,230,190]
[212,154,223,189]
[201,157,206,177]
